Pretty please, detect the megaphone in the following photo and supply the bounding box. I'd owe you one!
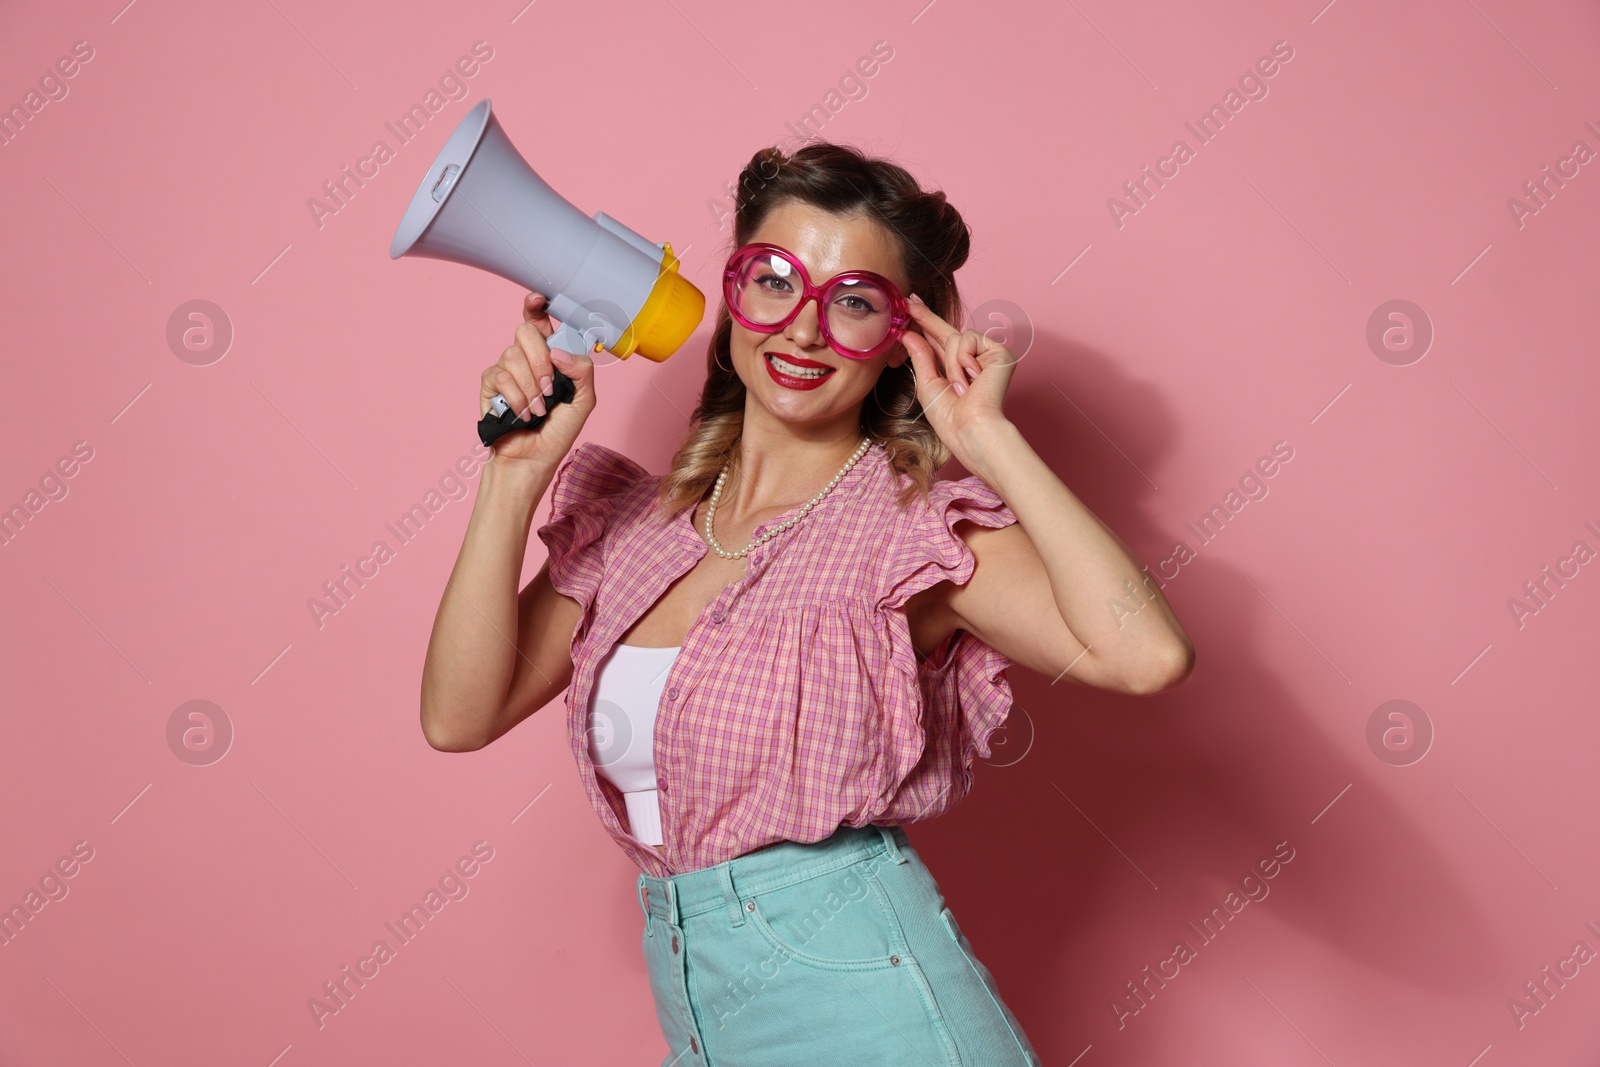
[390,99,705,446]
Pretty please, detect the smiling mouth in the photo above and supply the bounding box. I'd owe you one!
[764,352,835,379]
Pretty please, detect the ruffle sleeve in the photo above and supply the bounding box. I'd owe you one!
[879,474,1020,612]
[534,442,650,624]
[877,474,1021,794]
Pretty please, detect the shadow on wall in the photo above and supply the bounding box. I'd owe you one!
[891,329,1521,1063]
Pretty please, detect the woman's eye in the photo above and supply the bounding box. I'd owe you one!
[755,274,792,293]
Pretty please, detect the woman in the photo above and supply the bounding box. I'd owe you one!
[420,142,1193,1065]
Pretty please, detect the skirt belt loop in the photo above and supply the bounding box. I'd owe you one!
[638,877,654,936]
[875,823,909,865]
[663,877,681,925]
[715,862,746,928]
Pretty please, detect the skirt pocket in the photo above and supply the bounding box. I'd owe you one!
[688,856,961,1066]
[742,854,906,970]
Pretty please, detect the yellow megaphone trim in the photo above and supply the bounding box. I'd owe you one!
[611,243,705,363]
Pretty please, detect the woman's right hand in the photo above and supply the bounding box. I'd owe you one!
[480,292,598,466]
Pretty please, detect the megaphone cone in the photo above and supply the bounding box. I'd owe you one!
[391,99,705,445]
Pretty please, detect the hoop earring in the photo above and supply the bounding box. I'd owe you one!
[714,347,732,373]
[875,373,919,418]
[883,391,918,417]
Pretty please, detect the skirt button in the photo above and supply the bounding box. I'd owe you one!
[889,954,901,966]
[690,1036,700,1054]
[672,934,679,954]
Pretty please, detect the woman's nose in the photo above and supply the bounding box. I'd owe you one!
[783,295,823,346]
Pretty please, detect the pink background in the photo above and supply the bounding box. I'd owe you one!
[4,0,1599,1063]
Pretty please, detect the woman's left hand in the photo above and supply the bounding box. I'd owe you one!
[899,293,1018,454]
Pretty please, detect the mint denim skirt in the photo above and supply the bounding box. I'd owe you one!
[636,823,1040,1066]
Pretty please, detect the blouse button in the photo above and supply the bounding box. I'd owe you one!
[667,686,679,700]
[656,774,668,791]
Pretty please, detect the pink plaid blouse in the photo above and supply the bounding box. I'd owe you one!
[536,439,1020,879]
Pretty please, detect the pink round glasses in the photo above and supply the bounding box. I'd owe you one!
[723,242,911,360]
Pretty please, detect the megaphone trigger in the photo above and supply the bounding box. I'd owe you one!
[478,366,578,448]
[477,321,593,445]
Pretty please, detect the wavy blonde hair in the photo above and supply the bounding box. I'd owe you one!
[650,140,972,522]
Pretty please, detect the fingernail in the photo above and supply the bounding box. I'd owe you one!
[540,375,553,396]
[550,347,573,366]
[909,293,924,305]
[953,380,966,397]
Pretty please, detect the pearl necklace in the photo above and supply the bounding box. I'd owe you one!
[703,437,873,559]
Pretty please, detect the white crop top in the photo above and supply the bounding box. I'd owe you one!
[587,642,681,847]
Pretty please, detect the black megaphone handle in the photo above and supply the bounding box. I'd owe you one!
[477,367,578,447]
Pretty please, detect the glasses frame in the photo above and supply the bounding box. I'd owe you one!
[722,242,911,360]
